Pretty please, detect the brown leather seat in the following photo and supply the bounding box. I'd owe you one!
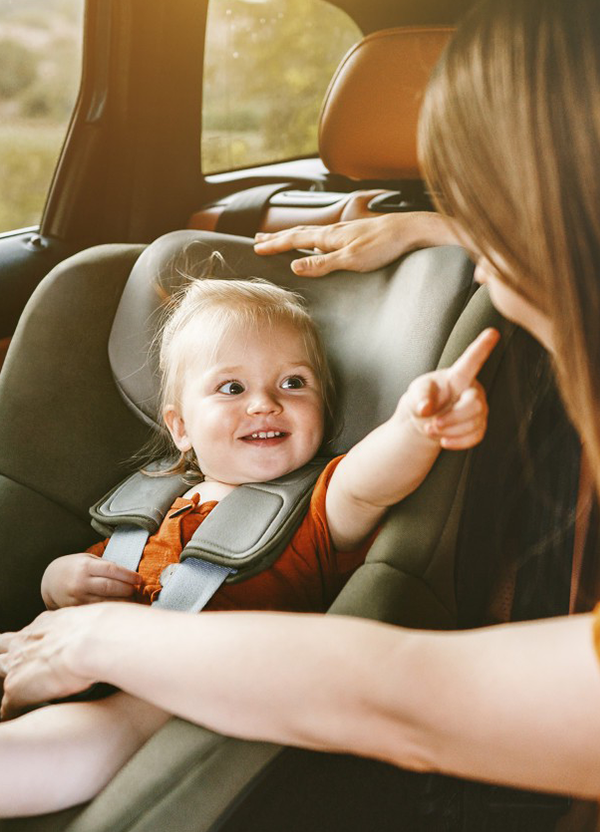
[187,26,453,235]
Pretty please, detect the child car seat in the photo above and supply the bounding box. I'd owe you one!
[0,227,515,832]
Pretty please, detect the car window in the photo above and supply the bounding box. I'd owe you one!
[202,0,361,174]
[0,0,83,233]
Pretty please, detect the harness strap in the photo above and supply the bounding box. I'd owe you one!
[214,182,295,237]
[90,457,330,611]
[102,525,150,572]
[154,559,235,613]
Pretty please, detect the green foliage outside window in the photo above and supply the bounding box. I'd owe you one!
[203,0,361,173]
[0,0,82,232]
[0,39,37,97]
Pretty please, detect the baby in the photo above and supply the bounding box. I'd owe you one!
[0,277,497,816]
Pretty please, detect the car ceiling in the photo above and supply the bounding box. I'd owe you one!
[334,0,476,33]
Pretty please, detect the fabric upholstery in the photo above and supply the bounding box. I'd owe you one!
[0,245,148,630]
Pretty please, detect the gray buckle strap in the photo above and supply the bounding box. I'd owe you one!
[154,560,235,613]
[102,524,150,572]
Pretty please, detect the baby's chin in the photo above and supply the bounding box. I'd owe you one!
[226,456,318,486]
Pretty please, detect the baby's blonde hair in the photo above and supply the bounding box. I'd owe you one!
[155,277,335,479]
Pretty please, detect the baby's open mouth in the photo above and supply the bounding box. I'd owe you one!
[240,430,289,442]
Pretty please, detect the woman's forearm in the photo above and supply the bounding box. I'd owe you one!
[71,605,600,797]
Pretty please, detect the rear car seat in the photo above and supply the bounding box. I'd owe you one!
[187,27,453,237]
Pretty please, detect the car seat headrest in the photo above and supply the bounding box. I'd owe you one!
[319,26,453,181]
[108,230,474,453]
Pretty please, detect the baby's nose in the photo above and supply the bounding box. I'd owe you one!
[246,391,282,414]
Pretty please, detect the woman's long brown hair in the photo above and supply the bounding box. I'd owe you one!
[419,0,600,492]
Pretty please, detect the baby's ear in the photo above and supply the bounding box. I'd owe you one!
[163,406,192,452]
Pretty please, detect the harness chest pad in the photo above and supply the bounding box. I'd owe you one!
[89,457,330,584]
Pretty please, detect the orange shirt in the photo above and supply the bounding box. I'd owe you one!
[88,456,371,613]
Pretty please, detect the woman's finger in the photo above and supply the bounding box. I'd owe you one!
[0,632,17,655]
[290,250,349,277]
[254,226,326,254]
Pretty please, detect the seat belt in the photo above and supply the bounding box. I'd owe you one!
[215,182,296,237]
[91,457,329,611]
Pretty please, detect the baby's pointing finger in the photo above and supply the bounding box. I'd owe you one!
[447,328,500,396]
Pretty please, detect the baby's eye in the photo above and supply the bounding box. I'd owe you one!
[281,375,306,390]
[217,380,245,395]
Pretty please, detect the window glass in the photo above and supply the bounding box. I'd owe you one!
[203,0,361,174]
[0,0,83,233]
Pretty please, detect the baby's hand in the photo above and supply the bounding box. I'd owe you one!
[402,328,500,450]
[41,552,141,610]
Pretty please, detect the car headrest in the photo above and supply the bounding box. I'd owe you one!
[319,26,453,180]
[108,230,474,455]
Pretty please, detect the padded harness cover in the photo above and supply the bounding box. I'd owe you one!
[90,457,328,583]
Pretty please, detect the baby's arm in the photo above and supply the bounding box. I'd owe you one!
[325,329,500,550]
[42,553,141,610]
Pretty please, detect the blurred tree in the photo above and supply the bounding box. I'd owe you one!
[0,39,37,98]
[21,36,80,119]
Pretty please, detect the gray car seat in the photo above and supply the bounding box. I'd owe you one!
[0,227,521,832]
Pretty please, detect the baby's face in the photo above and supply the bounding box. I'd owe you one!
[164,321,325,486]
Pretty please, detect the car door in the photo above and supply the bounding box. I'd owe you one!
[0,0,86,367]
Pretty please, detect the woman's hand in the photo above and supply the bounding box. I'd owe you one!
[253,212,460,277]
[400,328,500,450]
[41,552,141,610]
[0,607,105,719]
